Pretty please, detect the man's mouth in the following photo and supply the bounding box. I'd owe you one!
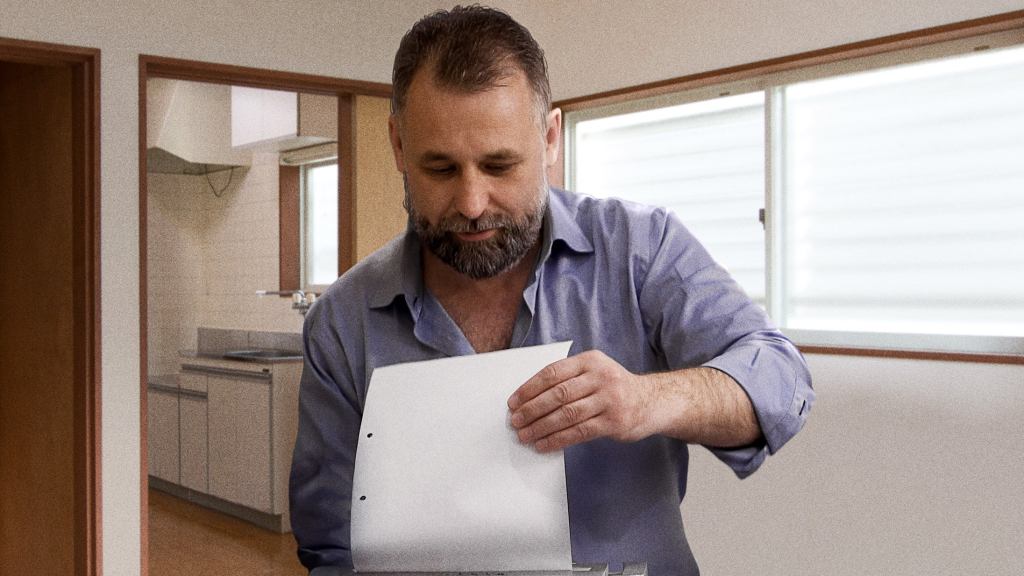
[456,229,498,242]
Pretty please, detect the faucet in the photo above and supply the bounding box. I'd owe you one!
[255,289,317,315]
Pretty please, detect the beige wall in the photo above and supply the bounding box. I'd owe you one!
[354,95,408,261]
[147,153,304,378]
[146,172,205,376]
[2,1,1023,574]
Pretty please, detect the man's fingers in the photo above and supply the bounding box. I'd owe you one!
[516,395,602,443]
[533,418,601,453]
[508,355,585,410]
[510,373,593,429]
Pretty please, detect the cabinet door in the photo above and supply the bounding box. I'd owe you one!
[179,393,208,493]
[207,374,272,512]
[147,387,179,484]
[179,370,207,392]
[231,86,297,147]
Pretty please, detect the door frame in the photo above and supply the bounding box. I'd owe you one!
[138,55,390,575]
[0,37,102,576]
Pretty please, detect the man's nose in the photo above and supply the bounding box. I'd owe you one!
[452,170,490,220]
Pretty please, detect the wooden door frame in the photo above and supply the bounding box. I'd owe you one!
[138,55,390,575]
[0,37,102,576]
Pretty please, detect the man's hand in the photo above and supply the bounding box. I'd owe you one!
[507,350,764,452]
[506,350,652,452]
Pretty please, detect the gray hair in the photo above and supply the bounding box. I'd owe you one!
[391,5,552,122]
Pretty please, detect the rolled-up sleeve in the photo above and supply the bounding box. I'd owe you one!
[638,208,814,478]
[289,300,363,570]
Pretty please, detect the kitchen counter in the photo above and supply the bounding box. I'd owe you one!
[178,349,303,364]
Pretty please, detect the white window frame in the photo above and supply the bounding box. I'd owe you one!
[563,25,1024,359]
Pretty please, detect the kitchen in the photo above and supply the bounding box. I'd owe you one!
[143,71,405,573]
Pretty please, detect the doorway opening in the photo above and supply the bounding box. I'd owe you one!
[0,37,101,576]
[138,55,392,576]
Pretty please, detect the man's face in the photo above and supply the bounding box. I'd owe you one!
[389,67,561,279]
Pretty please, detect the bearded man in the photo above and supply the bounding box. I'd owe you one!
[289,6,814,576]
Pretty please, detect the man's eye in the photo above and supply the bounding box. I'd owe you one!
[427,166,455,176]
[486,164,513,174]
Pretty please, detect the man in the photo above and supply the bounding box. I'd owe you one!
[290,6,813,575]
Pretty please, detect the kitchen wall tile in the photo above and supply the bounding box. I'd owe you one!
[148,149,300,375]
[197,327,248,354]
[248,330,302,353]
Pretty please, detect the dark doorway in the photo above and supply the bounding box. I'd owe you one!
[0,39,101,576]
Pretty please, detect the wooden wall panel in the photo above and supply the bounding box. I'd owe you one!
[0,60,76,575]
[353,95,407,261]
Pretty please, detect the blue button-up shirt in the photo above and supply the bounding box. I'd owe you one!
[290,187,814,576]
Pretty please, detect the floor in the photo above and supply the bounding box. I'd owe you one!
[148,489,307,576]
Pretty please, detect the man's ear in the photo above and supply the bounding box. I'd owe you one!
[388,114,407,173]
[543,107,562,167]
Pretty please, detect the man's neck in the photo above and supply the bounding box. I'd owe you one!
[422,241,542,353]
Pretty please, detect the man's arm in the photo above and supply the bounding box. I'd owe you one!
[510,205,812,473]
[508,352,761,453]
[290,302,362,570]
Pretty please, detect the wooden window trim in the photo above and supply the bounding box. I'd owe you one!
[279,165,301,292]
[799,346,1024,365]
[554,10,1024,113]
[280,96,354,294]
[553,9,1024,365]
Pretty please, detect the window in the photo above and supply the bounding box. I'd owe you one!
[573,92,767,305]
[566,33,1024,355]
[301,160,339,289]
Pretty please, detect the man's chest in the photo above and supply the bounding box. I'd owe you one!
[440,290,521,353]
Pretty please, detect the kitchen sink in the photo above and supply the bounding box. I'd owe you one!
[222,349,303,361]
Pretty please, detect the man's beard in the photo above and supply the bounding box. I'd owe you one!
[404,179,547,280]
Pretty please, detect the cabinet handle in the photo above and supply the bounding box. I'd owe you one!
[147,383,182,395]
[146,383,209,400]
[178,388,208,400]
[180,363,272,382]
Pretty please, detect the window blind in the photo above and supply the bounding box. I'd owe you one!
[573,93,767,304]
[781,45,1024,337]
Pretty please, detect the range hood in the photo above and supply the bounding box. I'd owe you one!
[146,147,239,175]
[146,78,251,175]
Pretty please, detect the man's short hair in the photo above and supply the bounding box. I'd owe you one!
[391,4,552,121]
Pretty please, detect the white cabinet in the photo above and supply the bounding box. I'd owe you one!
[147,384,180,484]
[170,358,301,530]
[231,87,336,151]
[179,371,209,493]
[148,373,208,491]
[208,371,273,512]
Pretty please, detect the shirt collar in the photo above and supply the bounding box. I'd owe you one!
[366,187,594,311]
[544,187,594,257]
[368,229,423,312]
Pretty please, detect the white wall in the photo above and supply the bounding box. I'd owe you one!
[2,1,1022,574]
[684,354,1024,575]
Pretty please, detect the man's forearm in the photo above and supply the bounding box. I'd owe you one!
[641,367,763,448]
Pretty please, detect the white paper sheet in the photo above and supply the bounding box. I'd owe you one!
[351,342,574,574]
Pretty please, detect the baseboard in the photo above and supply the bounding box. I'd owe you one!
[149,476,291,533]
